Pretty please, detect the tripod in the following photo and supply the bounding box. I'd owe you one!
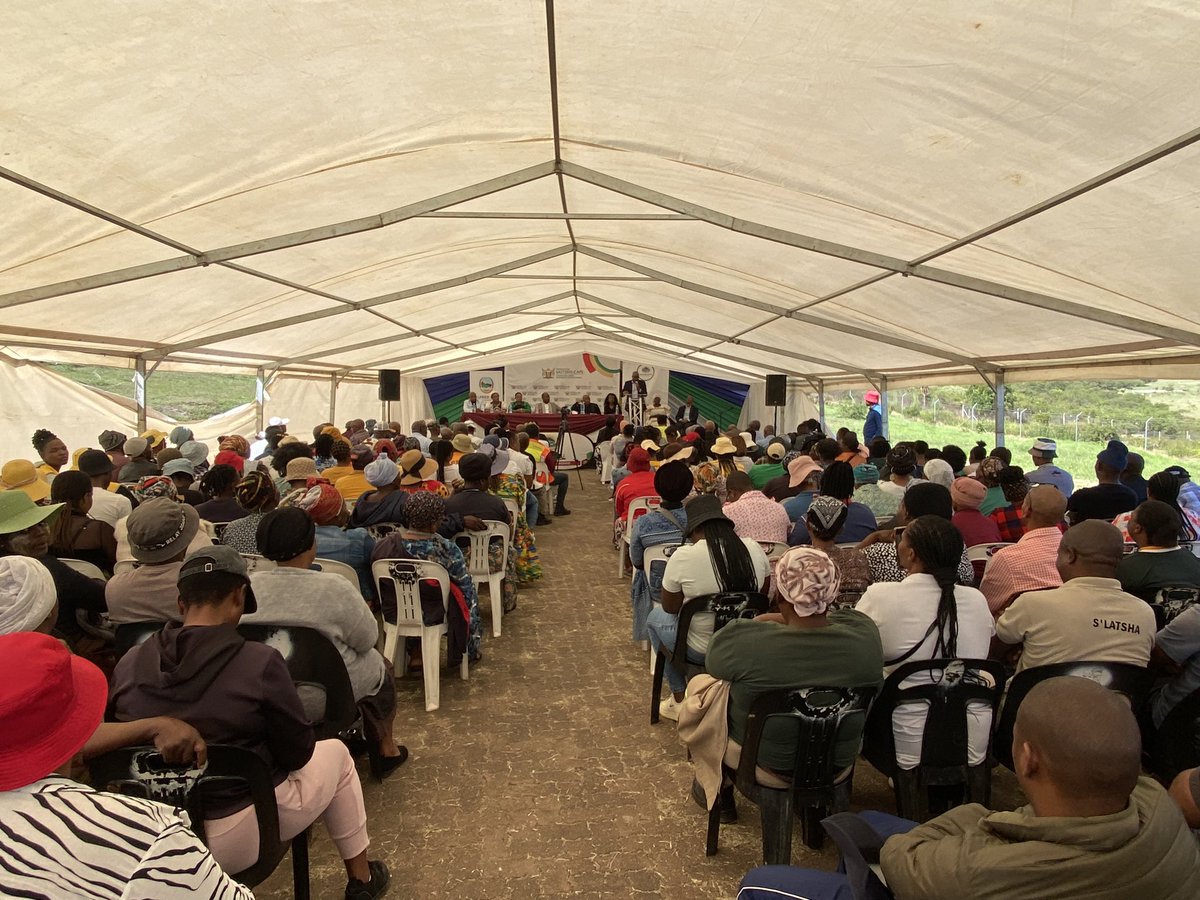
[552,408,586,491]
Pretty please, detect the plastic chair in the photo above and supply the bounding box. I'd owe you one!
[993,660,1155,770]
[758,541,789,561]
[89,744,309,898]
[452,520,510,637]
[1150,585,1200,629]
[311,557,360,591]
[371,558,467,712]
[237,624,358,740]
[861,659,1007,820]
[239,553,277,573]
[707,685,877,862]
[618,495,662,577]
[501,498,521,535]
[821,813,896,900]
[650,591,770,724]
[114,620,167,659]
[965,542,1013,583]
[57,557,108,580]
[1148,687,1200,782]
[58,557,118,643]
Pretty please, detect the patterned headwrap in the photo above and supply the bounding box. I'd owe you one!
[404,491,445,531]
[775,546,841,618]
[781,450,804,469]
[133,475,178,502]
[999,465,1029,505]
[219,434,251,458]
[282,479,344,525]
[977,456,1005,487]
[234,469,278,512]
[806,495,849,535]
[373,439,399,461]
[403,436,423,452]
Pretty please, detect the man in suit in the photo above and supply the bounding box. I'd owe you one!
[676,395,699,425]
[621,371,648,399]
[532,392,560,414]
[570,394,601,414]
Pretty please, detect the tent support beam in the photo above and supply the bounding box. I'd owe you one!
[134,358,148,433]
[576,246,991,369]
[879,376,890,440]
[0,161,559,311]
[994,370,1006,449]
[576,290,858,376]
[579,320,770,384]
[563,163,1200,347]
[361,314,582,371]
[273,291,576,367]
[390,326,589,378]
[255,367,266,435]
[816,379,826,432]
[422,212,696,220]
[329,374,339,426]
[149,245,573,358]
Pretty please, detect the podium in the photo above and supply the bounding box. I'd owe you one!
[622,394,646,427]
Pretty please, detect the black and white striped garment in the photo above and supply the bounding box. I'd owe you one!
[0,776,254,899]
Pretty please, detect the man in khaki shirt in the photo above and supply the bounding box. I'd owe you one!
[996,520,1155,673]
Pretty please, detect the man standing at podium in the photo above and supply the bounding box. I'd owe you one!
[621,369,648,400]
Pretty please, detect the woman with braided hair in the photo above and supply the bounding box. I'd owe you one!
[1113,470,1200,542]
[856,515,994,770]
[31,429,69,482]
[194,464,249,526]
[218,470,280,555]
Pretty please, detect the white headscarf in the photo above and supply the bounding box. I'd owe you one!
[0,557,57,635]
[922,459,955,490]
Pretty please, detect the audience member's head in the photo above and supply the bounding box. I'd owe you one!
[234,470,279,513]
[123,436,152,461]
[283,480,345,527]
[176,545,257,620]
[788,456,822,491]
[257,506,317,563]
[1022,483,1068,529]
[349,445,374,470]
[724,471,753,503]
[819,461,854,502]
[0,556,57,635]
[364,457,400,490]
[1147,471,1195,539]
[977,456,1005,487]
[168,426,193,447]
[76,449,115,487]
[941,444,967,474]
[1122,452,1145,481]
[199,463,240,500]
[404,492,445,533]
[813,438,840,466]
[998,465,1029,506]
[1056,520,1124,581]
[98,430,127,454]
[218,434,251,459]
[913,439,929,461]
[989,445,1013,465]
[838,430,860,454]
[1095,440,1129,482]
[774,546,840,621]
[853,463,879,487]
[31,429,68,472]
[1128,500,1182,549]
[127,498,200,565]
[626,446,651,473]
[269,442,312,478]
[132,475,178,504]
[950,477,986,512]
[868,437,891,460]
[969,441,988,464]
[1013,676,1141,818]
[922,458,955,489]
[886,445,917,478]
[898,482,953,523]
[653,461,693,508]
[806,495,849,544]
[330,439,352,464]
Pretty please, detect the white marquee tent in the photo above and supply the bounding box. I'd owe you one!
[3,1,1199,444]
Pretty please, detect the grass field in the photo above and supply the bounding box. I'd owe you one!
[824,408,1200,488]
[49,364,256,421]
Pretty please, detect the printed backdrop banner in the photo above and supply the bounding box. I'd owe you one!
[468,370,504,404]
[504,353,622,407]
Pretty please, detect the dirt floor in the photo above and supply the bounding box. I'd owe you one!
[257,471,1024,899]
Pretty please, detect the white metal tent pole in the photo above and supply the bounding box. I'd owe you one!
[254,368,265,435]
[133,358,148,433]
[329,374,337,427]
[879,375,890,440]
[817,379,826,433]
[994,370,1007,449]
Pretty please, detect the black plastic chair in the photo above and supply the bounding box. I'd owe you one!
[649,591,770,724]
[821,812,895,900]
[89,744,309,898]
[237,624,359,741]
[1150,586,1200,630]
[114,620,167,660]
[993,661,1155,770]
[707,685,877,863]
[862,658,1007,821]
[1148,687,1200,782]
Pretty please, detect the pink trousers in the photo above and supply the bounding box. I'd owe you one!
[204,739,369,875]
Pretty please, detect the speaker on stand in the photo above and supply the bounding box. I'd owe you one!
[765,374,787,435]
[378,369,401,423]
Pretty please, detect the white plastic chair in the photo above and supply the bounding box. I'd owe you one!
[501,498,521,535]
[57,558,108,580]
[966,542,1013,577]
[618,495,663,577]
[758,541,789,562]
[453,521,510,637]
[238,553,277,573]
[312,557,361,592]
[597,440,614,484]
[371,558,467,712]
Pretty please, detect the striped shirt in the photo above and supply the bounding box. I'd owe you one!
[0,777,253,899]
[977,525,1063,615]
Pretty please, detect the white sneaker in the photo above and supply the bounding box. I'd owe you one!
[659,695,681,722]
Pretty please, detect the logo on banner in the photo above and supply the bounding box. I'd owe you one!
[637,365,656,380]
[582,353,621,375]
[478,376,495,392]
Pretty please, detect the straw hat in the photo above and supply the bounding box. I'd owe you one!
[0,460,51,502]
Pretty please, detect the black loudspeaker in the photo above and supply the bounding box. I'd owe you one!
[378,369,401,401]
[765,374,787,406]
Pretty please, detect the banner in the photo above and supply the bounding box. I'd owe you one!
[468,369,504,407]
[504,353,620,409]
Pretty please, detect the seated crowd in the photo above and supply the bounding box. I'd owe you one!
[0,411,572,897]
[611,404,1200,897]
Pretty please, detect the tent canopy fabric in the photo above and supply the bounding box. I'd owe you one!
[2,2,1199,389]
